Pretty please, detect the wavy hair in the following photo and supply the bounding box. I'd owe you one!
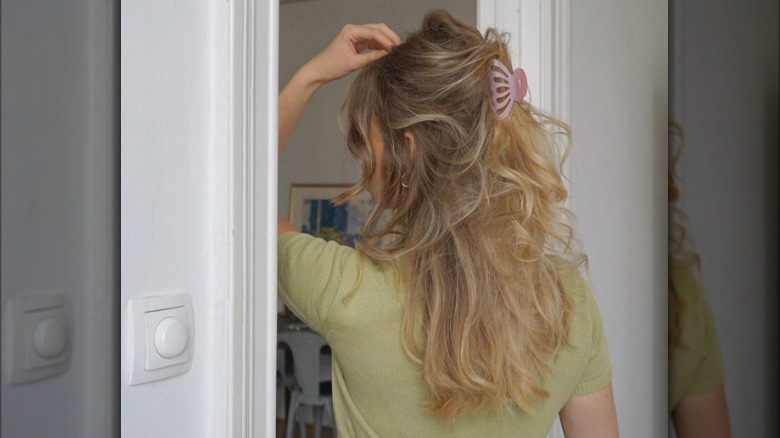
[336,10,586,417]
[668,121,701,346]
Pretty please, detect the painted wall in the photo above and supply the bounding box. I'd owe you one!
[120,0,231,436]
[1,0,117,436]
[568,1,668,435]
[675,0,778,435]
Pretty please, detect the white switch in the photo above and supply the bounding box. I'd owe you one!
[143,305,190,371]
[155,317,188,359]
[128,293,193,385]
[5,292,72,386]
[34,318,68,359]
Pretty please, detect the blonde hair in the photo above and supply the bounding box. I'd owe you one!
[668,121,700,346]
[337,10,585,417]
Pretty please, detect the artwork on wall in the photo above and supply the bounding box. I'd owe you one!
[288,183,374,248]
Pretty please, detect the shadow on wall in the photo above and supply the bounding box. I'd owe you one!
[764,86,779,437]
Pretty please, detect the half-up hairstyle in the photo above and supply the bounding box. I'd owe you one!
[337,10,586,417]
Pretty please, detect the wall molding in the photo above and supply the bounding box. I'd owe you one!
[227,0,249,435]
[229,0,278,436]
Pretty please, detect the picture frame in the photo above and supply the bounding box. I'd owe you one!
[288,183,375,248]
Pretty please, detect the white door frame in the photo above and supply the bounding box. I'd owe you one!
[235,1,569,436]
[229,0,279,437]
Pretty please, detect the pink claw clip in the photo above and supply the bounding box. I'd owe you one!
[488,59,528,120]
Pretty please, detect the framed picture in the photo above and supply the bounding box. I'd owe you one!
[288,183,375,248]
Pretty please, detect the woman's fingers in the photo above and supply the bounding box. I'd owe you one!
[345,24,399,68]
[354,48,389,67]
[343,24,399,53]
[363,23,402,46]
[304,22,400,84]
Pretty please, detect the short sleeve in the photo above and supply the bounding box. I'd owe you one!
[683,290,725,396]
[277,232,357,335]
[669,263,725,404]
[573,289,613,395]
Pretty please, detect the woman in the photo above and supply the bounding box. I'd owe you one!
[668,121,731,437]
[278,10,618,437]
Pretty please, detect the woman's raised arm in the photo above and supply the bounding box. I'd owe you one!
[277,24,399,235]
[278,23,400,153]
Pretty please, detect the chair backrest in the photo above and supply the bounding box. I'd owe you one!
[278,330,330,403]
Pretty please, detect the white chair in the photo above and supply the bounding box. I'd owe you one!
[278,330,336,438]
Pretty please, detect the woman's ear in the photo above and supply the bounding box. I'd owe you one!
[403,131,417,157]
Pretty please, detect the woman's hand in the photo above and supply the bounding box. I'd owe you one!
[302,23,402,85]
[279,23,400,153]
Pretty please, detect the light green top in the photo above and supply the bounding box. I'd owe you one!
[278,232,612,437]
[668,262,724,410]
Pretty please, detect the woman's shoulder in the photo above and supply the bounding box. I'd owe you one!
[277,231,365,333]
[279,231,391,277]
[278,231,394,296]
[279,231,359,263]
[558,265,602,334]
[547,255,592,302]
[669,257,704,305]
[545,257,613,397]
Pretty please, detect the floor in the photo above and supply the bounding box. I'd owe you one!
[275,419,334,438]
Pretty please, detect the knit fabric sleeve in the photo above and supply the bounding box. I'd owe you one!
[277,231,357,336]
[573,283,613,396]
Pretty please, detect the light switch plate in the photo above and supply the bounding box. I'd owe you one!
[143,306,190,370]
[5,292,72,385]
[128,293,194,385]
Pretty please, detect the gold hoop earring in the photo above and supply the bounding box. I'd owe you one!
[401,173,409,189]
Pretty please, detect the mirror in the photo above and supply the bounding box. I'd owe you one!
[276,1,476,435]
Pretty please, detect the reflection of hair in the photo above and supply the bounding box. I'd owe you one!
[668,121,700,345]
[338,10,585,417]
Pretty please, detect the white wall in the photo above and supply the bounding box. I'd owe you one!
[675,0,779,435]
[1,0,117,436]
[568,1,668,436]
[120,0,231,435]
